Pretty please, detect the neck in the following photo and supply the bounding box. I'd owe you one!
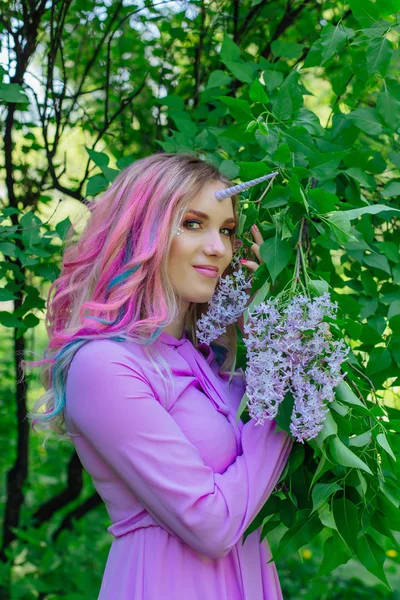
[161,300,190,340]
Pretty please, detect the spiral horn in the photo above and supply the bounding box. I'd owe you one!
[215,171,279,201]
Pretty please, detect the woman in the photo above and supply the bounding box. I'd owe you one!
[29,153,292,599]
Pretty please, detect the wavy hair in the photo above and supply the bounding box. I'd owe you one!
[25,152,241,440]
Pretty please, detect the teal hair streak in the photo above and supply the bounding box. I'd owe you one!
[86,264,142,326]
[44,339,87,422]
[107,264,141,291]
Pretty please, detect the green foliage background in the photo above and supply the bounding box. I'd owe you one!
[1,0,400,598]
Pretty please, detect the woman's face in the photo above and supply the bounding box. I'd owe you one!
[168,180,236,310]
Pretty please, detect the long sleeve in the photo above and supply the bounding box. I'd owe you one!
[65,340,292,560]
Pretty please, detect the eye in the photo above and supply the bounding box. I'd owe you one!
[183,219,236,237]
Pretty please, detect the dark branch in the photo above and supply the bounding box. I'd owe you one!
[32,451,84,526]
[53,492,103,541]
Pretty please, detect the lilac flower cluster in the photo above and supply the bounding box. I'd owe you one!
[196,256,252,345]
[243,293,349,443]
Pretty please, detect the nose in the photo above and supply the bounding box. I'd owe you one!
[203,230,229,257]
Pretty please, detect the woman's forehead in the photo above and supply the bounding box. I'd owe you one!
[187,181,235,219]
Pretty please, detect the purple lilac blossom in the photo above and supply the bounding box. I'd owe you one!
[196,257,252,345]
[244,293,349,443]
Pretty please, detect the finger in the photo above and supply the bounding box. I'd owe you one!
[251,224,264,245]
[250,243,262,263]
[240,259,259,272]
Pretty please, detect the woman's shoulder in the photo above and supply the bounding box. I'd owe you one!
[68,338,156,381]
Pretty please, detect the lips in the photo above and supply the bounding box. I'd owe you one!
[193,266,219,279]
[194,265,218,273]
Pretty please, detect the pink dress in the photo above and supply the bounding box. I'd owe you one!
[65,330,292,599]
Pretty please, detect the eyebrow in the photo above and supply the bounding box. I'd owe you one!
[186,209,237,225]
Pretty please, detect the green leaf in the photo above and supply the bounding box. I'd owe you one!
[220,36,241,62]
[271,41,305,59]
[381,181,400,199]
[308,151,344,181]
[249,79,269,104]
[349,431,372,447]
[55,217,73,241]
[86,174,108,196]
[320,24,349,64]
[315,410,338,446]
[116,155,135,170]
[363,253,391,276]
[330,400,349,416]
[195,129,217,151]
[169,110,198,137]
[217,96,253,122]
[388,300,400,320]
[367,348,392,374]
[0,288,17,301]
[0,312,25,328]
[309,279,330,295]
[348,107,383,136]
[348,0,383,27]
[0,83,29,103]
[156,94,185,110]
[273,143,291,164]
[371,511,400,548]
[272,86,293,122]
[285,126,317,159]
[315,534,351,578]
[378,496,400,530]
[274,392,294,435]
[260,236,292,283]
[377,82,400,129]
[327,212,353,245]
[224,61,255,84]
[308,189,338,213]
[329,436,373,474]
[345,168,376,190]
[235,392,248,424]
[332,497,359,554]
[245,277,270,320]
[389,152,400,169]
[262,70,284,92]
[206,70,232,89]
[376,432,396,461]
[310,454,333,487]
[0,242,18,258]
[367,37,393,77]
[377,241,399,263]
[311,482,342,513]
[376,0,400,16]
[219,159,240,179]
[271,510,323,562]
[255,125,279,155]
[379,477,400,508]
[85,147,118,182]
[85,147,110,168]
[23,313,40,328]
[356,533,392,589]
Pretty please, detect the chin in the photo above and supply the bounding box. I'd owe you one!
[183,289,216,305]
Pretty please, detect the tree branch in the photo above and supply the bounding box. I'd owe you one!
[53,492,103,541]
[260,0,313,60]
[32,451,84,526]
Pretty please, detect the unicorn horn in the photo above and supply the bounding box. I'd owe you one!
[215,171,279,201]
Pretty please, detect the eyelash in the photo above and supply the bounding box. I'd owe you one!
[183,219,236,237]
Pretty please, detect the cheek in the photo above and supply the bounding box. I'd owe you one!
[168,237,189,272]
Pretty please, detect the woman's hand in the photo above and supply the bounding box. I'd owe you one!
[240,224,264,274]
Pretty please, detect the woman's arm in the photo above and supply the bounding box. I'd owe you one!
[66,340,292,560]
